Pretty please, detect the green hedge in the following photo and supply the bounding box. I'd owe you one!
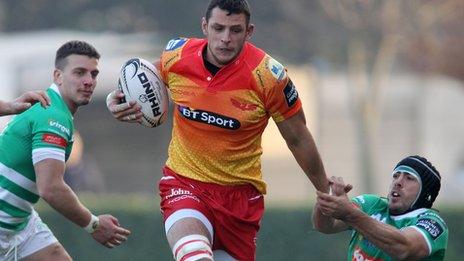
[38,202,463,260]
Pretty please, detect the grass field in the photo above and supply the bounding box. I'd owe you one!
[36,194,463,260]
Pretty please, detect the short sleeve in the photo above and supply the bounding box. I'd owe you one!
[30,106,73,151]
[411,212,448,255]
[260,56,302,123]
[160,37,189,84]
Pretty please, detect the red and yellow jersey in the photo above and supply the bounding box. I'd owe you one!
[159,38,301,193]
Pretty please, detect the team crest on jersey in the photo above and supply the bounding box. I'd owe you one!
[267,58,286,81]
[354,195,366,204]
[230,98,258,111]
[165,38,187,51]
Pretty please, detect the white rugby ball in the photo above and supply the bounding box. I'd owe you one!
[118,58,169,128]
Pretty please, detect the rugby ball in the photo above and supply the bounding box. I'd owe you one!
[118,58,169,128]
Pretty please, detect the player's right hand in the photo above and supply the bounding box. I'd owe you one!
[91,214,131,248]
[106,90,143,123]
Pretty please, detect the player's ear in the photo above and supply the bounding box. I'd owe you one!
[201,17,208,36]
[53,69,63,86]
[246,23,255,40]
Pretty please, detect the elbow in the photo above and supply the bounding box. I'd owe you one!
[38,183,62,203]
[386,245,418,260]
[38,186,54,203]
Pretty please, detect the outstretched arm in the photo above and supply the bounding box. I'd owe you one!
[35,159,131,248]
[276,109,329,192]
[316,184,429,260]
[0,90,50,116]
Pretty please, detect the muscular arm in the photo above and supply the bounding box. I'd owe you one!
[35,158,92,226]
[35,158,131,247]
[345,209,429,260]
[317,190,430,260]
[276,109,329,193]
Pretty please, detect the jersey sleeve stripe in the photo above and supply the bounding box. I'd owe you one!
[409,226,432,255]
[0,176,40,203]
[32,147,65,164]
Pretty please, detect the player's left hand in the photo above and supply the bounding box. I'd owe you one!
[91,214,131,248]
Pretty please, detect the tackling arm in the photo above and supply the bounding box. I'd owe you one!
[344,210,429,260]
[316,190,430,260]
[276,109,329,193]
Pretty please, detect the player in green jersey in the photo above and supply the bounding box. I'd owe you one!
[0,41,130,261]
[0,91,50,117]
[313,155,448,260]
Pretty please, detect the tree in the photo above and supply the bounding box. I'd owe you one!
[318,0,404,192]
[318,0,463,192]
[402,0,464,82]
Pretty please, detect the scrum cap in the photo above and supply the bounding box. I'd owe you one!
[392,155,441,210]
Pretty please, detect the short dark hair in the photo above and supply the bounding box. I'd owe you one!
[55,40,100,69]
[205,0,251,25]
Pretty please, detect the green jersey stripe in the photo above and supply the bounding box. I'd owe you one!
[0,187,33,213]
[0,217,28,231]
[0,209,26,223]
[0,199,30,218]
[0,176,40,203]
[0,162,38,194]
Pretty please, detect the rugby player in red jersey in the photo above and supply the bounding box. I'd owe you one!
[107,1,330,260]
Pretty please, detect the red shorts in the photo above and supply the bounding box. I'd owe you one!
[159,166,264,261]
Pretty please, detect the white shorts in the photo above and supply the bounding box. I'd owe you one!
[0,210,58,260]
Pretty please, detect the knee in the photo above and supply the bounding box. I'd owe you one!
[49,244,72,261]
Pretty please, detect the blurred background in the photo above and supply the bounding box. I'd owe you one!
[1,0,463,260]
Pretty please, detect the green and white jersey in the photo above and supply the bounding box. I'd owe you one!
[348,194,448,261]
[0,84,73,232]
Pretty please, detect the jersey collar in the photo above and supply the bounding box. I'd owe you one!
[390,208,428,220]
[50,83,62,97]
